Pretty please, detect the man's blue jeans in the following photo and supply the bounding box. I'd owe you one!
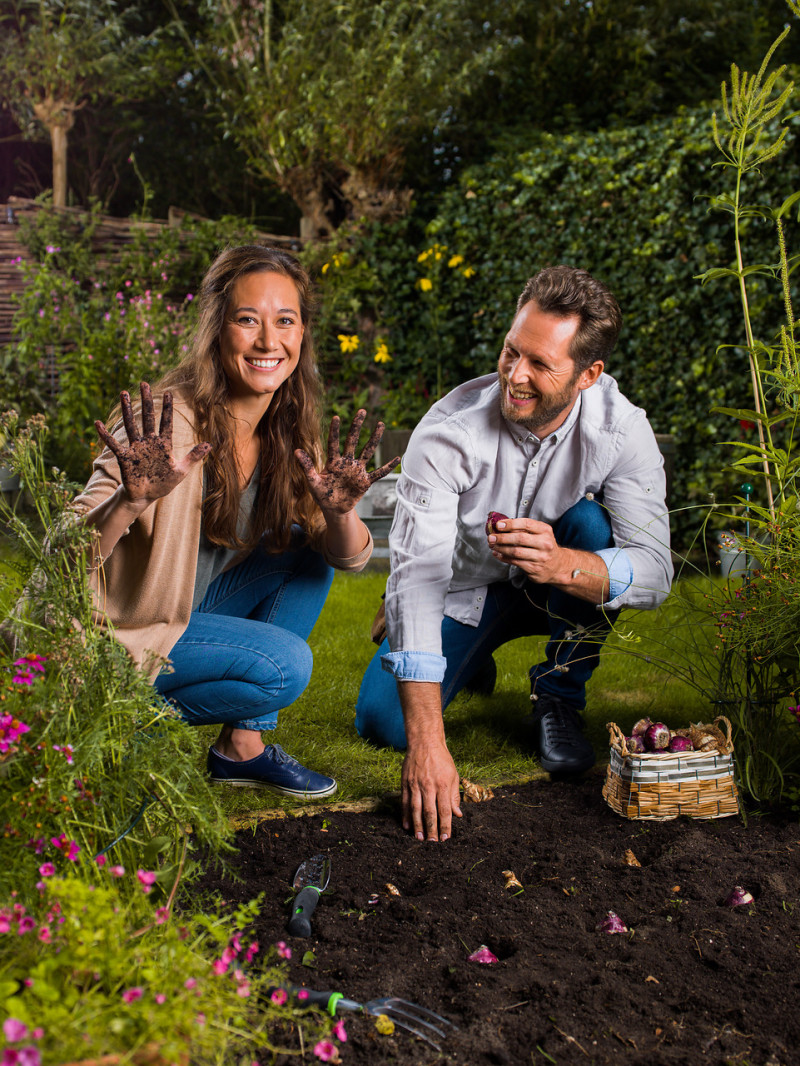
[355,498,619,750]
[154,536,333,732]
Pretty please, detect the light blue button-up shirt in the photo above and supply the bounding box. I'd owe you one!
[381,372,673,682]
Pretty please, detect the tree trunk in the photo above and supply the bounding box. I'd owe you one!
[32,96,78,208]
[50,123,69,207]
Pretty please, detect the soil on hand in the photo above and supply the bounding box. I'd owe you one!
[199,774,800,1065]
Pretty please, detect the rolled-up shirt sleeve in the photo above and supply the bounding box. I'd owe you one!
[380,418,473,680]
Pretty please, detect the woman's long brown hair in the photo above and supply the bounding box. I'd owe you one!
[156,244,325,553]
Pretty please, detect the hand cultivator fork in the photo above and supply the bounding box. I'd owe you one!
[282,987,458,1049]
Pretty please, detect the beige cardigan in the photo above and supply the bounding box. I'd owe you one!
[71,396,372,680]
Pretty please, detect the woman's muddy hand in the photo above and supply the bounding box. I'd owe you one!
[295,409,401,515]
[95,382,211,503]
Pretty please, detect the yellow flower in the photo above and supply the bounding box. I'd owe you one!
[448,255,464,268]
[337,334,360,353]
[321,262,330,274]
[374,342,392,364]
[417,278,433,292]
[417,249,432,263]
[462,266,476,278]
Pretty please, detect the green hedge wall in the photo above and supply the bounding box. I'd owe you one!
[309,97,800,548]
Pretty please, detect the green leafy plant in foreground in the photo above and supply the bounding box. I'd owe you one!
[691,0,800,803]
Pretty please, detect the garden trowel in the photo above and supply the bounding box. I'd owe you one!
[288,853,330,937]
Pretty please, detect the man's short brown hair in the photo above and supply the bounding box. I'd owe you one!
[516,265,622,371]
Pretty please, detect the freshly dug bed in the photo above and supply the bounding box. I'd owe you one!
[199,773,800,1065]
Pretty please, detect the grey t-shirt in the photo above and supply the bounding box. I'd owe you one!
[192,465,260,610]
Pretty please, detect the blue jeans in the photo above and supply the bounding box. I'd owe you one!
[154,536,333,732]
[356,498,618,749]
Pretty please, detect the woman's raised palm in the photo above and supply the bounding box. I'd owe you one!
[94,382,211,502]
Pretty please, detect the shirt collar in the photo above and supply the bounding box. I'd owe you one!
[503,391,583,446]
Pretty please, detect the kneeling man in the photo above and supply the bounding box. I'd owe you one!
[356,266,672,840]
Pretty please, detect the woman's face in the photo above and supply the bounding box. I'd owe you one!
[218,271,304,408]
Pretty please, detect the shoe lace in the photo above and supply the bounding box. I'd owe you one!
[541,703,585,745]
[264,743,299,767]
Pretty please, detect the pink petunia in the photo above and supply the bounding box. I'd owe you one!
[184,978,197,990]
[154,907,170,925]
[313,1040,338,1062]
[3,1019,28,1042]
[17,917,35,934]
[270,988,287,1006]
[122,987,143,1003]
[137,870,157,893]
[38,863,55,877]
[155,994,166,1005]
[212,958,228,975]
[276,941,292,960]
[109,865,125,877]
[0,915,10,934]
[245,940,259,962]
[95,855,107,867]
[37,926,51,943]
[332,1020,347,1043]
[17,1048,41,1066]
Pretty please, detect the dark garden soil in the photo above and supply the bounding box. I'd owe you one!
[199,773,800,1066]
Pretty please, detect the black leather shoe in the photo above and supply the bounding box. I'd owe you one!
[463,656,497,696]
[524,693,595,774]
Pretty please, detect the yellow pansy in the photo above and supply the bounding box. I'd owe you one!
[374,341,392,364]
[448,255,464,268]
[417,278,433,292]
[337,334,360,353]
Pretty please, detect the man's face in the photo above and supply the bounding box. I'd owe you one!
[497,301,601,437]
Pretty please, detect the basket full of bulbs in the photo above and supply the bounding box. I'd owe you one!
[602,716,740,821]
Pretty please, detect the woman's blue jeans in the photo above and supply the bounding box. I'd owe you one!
[154,537,333,732]
[356,498,619,750]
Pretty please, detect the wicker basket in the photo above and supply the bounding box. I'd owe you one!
[602,716,740,821]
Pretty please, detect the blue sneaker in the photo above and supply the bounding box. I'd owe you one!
[207,744,337,799]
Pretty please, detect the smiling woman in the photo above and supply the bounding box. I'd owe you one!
[69,245,400,800]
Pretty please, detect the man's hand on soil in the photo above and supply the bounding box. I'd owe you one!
[401,743,462,842]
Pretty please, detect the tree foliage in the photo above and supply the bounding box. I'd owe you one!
[180,0,506,235]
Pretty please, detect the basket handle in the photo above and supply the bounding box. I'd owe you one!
[606,721,630,755]
[712,715,734,754]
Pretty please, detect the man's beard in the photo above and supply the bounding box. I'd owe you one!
[498,370,581,433]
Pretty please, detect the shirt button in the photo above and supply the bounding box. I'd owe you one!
[477,596,483,602]
[530,459,537,466]
[522,499,529,505]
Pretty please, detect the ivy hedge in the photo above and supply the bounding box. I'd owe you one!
[310,96,800,548]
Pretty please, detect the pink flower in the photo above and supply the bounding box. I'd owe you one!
[195,1013,206,1027]
[313,1040,338,1062]
[137,869,157,893]
[109,865,125,877]
[297,989,309,1001]
[184,978,197,990]
[17,917,35,934]
[212,958,229,975]
[95,855,107,867]
[270,988,287,1006]
[122,987,143,1003]
[50,835,66,850]
[37,926,51,943]
[236,981,251,998]
[155,994,166,1005]
[4,1020,28,1042]
[65,842,80,862]
[230,933,242,954]
[276,941,291,960]
[245,940,259,962]
[0,915,10,933]
[38,863,55,877]
[18,1048,41,1066]
[186,293,193,301]
[154,907,170,925]
[332,1020,347,1043]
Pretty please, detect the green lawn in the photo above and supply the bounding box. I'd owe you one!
[207,568,712,817]
[1,541,714,817]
